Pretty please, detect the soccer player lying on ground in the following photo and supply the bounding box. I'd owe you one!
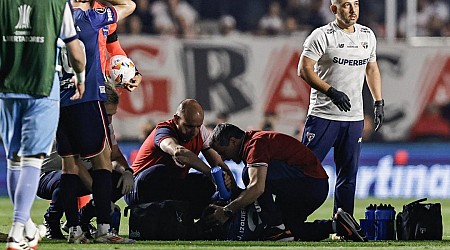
[37,84,134,240]
[206,123,368,241]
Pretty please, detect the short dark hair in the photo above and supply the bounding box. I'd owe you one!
[209,123,245,147]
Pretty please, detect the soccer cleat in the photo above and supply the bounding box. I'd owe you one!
[25,225,46,249]
[5,237,30,250]
[334,208,368,242]
[43,220,65,240]
[94,231,135,244]
[262,226,295,242]
[67,226,90,244]
[80,223,96,240]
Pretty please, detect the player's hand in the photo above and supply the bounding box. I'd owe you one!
[67,75,85,100]
[123,73,142,92]
[374,99,384,131]
[205,204,230,225]
[117,170,134,194]
[326,87,351,112]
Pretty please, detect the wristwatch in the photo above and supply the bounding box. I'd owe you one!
[223,207,233,218]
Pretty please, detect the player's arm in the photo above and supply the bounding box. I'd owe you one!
[365,61,382,101]
[159,137,212,178]
[78,161,93,193]
[298,54,351,112]
[209,164,267,224]
[110,143,130,171]
[106,29,142,92]
[106,31,127,56]
[98,0,136,21]
[298,55,330,93]
[366,61,384,130]
[110,143,134,194]
[60,2,86,99]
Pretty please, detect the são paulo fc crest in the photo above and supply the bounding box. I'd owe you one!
[306,132,315,142]
[361,42,368,49]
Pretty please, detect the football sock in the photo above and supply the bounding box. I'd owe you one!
[61,174,82,227]
[14,159,42,224]
[6,160,21,204]
[24,218,37,239]
[46,186,64,223]
[79,200,96,224]
[92,169,112,225]
[9,222,25,240]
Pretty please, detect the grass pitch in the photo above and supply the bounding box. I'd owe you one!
[0,197,448,249]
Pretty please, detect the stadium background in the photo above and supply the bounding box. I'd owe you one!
[1,0,450,201]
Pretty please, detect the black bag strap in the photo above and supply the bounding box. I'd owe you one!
[406,198,427,206]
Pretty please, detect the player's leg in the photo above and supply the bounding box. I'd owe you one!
[241,163,294,241]
[264,160,329,241]
[0,99,26,247]
[0,99,22,205]
[333,121,364,215]
[124,163,179,206]
[78,101,132,243]
[12,98,58,247]
[57,104,92,243]
[301,116,338,161]
[76,101,113,240]
[79,170,122,228]
[37,170,66,239]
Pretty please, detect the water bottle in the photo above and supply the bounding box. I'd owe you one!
[387,204,396,239]
[211,166,231,200]
[363,204,376,240]
[110,206,121,233]
[375,204,395,240]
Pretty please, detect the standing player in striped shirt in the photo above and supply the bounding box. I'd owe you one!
[298,0,384,217]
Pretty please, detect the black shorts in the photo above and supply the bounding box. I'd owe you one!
[56,101,111,158]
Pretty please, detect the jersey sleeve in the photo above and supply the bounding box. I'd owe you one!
[106,34,127,56]
[245,138,270,166]
[59,2,78,43]
[154,126,177,147]
[199,125,211,150]
[369,29,377,62]
[302,28,327,62]
[88,6,118,30]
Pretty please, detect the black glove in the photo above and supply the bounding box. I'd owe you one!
[374,99,384,131]
[325,87,351,112]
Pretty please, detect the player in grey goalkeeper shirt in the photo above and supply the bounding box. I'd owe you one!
[297,0,384,216]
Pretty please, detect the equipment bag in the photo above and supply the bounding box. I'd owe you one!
[396,198,442,240]
[124,200,194,240]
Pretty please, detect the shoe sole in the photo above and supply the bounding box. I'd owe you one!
[265,230,295,242]
[336,208,367,242]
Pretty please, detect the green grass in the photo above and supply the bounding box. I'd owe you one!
[0,197,449,249]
